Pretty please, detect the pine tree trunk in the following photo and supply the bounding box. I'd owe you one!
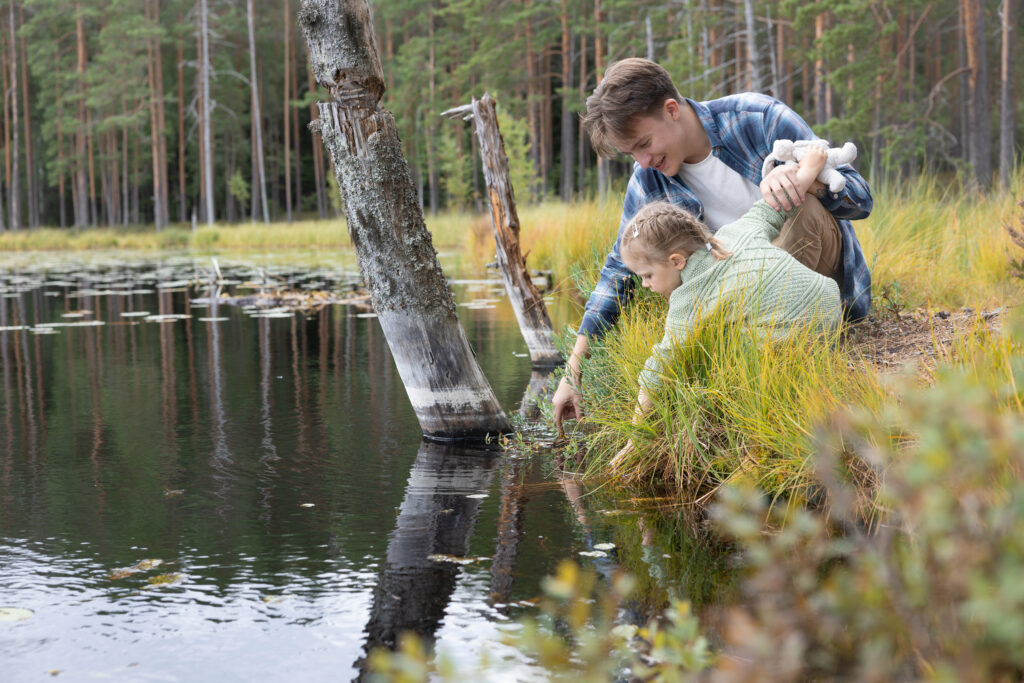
[291,18,303,215]
[298,0,510,440]
[247,0,269,223]
[962,0,991,188]
[307,52,328,218]
[200,0,215,225]
[559,1,574,202]
[594,0,610,198]
[57,102,65,228]
[146,0,165,231]
[152,0,169,227]
[17,7,34,228]
[7,0,19,231]
[999,0,1015,188]
[177,39,186,222]
[443,94,561,366]
[283,0,293,222]
[577,31,587,197]
[743,0,761,92]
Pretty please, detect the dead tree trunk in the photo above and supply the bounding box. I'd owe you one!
[297,0,510,440]
[443,94,561,368]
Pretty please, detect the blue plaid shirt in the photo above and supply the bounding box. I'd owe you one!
[579,93,873,337]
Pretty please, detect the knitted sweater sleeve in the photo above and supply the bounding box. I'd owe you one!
[638,291,695,391]
[725,199,791,242]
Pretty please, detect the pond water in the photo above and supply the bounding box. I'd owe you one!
[0,251,733,681]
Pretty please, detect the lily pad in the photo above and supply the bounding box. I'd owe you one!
[0,607,33,622]
[143,573,184,588]
[578,550,608,558]
[109,558,163,580]
[593,542,616,551]
[427,554,490,565]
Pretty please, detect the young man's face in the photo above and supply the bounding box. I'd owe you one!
[614,100,687,177]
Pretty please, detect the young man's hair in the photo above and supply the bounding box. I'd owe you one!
[622,201,731,262]
[582,58,684,158]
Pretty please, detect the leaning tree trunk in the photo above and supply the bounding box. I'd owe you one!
[297,0,510,440]
[443,94,561,367]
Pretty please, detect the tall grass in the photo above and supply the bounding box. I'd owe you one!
[574,290,886,502]
[857,170,1024,309]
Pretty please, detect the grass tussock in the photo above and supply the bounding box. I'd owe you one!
[858,171,1024,309]
[573,290,886,503]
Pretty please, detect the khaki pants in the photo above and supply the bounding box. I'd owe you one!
[771,195,842,282]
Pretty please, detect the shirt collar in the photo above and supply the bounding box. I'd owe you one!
[684,97,723,150]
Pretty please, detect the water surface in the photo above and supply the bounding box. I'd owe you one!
[0,252,732,681]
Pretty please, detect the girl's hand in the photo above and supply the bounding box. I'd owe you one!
[794,147,828,197]
[610,439,635,471]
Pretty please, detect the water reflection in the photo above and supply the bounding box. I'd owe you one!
[0,257,736,681]
[361,441,500,666]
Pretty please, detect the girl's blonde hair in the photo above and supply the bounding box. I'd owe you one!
[621,201,732,262]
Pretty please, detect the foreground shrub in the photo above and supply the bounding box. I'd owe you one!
[710,316,1024,680]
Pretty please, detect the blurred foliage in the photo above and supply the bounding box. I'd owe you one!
[372,313,1024,681]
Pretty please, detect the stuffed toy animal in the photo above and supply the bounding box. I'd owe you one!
[761,139,858,194]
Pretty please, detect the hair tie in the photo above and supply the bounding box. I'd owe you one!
[705,242,713,252]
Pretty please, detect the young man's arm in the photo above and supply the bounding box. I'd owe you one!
[553,176,646,434]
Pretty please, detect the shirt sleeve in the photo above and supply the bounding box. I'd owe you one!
[638,330,674,391]
[761,101,873,222]
[578,174,644,337]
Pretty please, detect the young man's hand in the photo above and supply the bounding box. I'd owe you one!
[553,334,590,437]
[553,376,583,437]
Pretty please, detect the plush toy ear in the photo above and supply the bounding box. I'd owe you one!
[819,168,847,193]
[773,139,795,160]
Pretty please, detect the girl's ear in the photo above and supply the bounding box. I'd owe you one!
[668,253,688,270]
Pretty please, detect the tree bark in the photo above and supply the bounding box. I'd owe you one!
[283,0,293,222]
[7,0,19,231]
[177,38,186,222]
[962,0,991,187]
[443,94,561,367]
[199,0,215,225]
[146,0,165,231]
[559,0,574,202]
[999,0,1015,189]
[247,0,269,223]
[298,0,510,440]
[17,7,34,228]
[307,51,328,218]
[743,0,761,92]
[594,0,609,198]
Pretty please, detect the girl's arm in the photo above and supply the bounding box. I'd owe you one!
[734,148,831,241]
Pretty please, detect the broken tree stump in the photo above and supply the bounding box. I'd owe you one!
[443,94,562,368]
[298,0,510,440]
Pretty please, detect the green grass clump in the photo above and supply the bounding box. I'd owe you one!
[574,291,886,503]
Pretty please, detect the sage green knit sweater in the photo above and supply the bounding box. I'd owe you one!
[639,200,841,390]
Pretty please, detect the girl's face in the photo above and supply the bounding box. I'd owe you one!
[621,243,687,300]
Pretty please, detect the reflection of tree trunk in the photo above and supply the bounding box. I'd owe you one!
[361,441,500,664]
[159,290,177,465]
[257,316,280,518]
[206,285,232,498]
[518,368,554,421]
[489,459,527,605]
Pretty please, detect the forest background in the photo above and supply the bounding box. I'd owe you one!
[0,0,1017,234]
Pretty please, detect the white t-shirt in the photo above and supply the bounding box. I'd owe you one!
[678,151,763,231]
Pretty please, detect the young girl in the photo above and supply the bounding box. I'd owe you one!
[611,148,840,468]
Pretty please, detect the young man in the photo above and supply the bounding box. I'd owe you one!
[552,58,873,433]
